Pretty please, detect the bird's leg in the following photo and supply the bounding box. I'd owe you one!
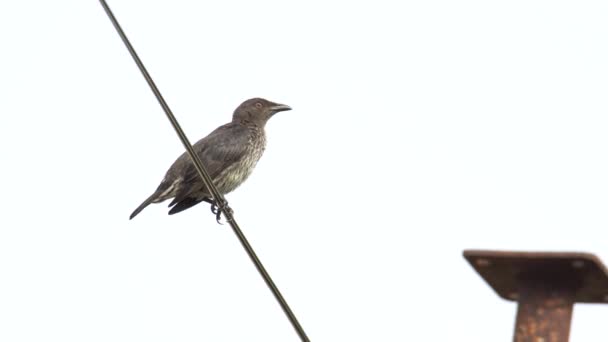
[200,197,214,206]
[209,198,233,224]
[198,197,222,219]
[201,198,221,218]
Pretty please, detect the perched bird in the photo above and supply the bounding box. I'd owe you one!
[129,98,291,220]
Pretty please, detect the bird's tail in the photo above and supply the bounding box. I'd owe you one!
[129,192,158,220]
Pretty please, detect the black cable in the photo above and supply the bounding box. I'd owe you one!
[99,1,310,340]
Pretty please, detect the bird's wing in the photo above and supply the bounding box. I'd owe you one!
[197,123,251,178]
[169,123,250,203]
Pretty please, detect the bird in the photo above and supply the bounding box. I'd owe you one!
[129,98,292,221]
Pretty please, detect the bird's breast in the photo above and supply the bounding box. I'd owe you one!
[215,130,266,194]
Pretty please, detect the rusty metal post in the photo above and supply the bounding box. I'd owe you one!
[513,277,575,341]
[464,250,608,342]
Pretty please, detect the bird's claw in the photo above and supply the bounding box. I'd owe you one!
[210,200,233,224]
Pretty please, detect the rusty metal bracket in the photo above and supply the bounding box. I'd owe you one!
[463,250,608,342]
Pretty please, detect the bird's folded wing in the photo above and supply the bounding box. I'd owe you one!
[172,123,251,201]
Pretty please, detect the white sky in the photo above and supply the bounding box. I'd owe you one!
[1,0,607,341]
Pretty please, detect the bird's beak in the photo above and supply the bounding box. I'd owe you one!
[270,103,292,113]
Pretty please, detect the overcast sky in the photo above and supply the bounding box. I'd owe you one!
[1,1,607,341]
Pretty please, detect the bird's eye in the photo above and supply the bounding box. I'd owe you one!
[255,102,263,108]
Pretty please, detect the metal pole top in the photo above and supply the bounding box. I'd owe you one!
[464,249,608,342]
[463,250,608,303]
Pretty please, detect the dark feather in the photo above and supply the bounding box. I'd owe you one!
[168,197,207,215]
[130,191,159,220]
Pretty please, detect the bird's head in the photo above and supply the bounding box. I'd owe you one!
[232,98,291,125]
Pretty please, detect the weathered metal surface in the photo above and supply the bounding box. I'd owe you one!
[463,250,608,342]
[513,280,574,342]
[463,250,608,303]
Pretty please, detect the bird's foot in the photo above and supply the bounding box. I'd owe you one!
[210,200,233,224]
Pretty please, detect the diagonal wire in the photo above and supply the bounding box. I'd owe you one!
[99,1,310,341]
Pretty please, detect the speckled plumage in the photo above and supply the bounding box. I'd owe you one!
[130,98,291,219]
